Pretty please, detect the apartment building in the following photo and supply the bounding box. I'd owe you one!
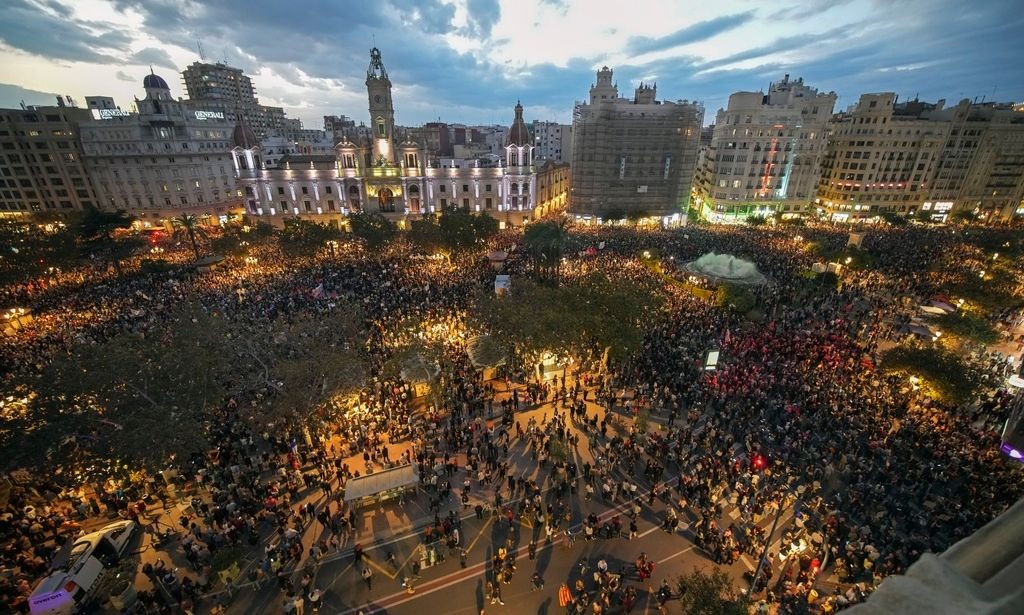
[695,75,836,221]
[0,102,98,215]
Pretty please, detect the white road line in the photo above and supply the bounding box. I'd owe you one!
[657,544,696,565]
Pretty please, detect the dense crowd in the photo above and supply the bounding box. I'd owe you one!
[1,220,1022,615]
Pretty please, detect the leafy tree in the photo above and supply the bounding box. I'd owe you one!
[522,218,570,282]
[349,212,396,249]
[603,208,626,223]
[15,303,231,468]
[880,211,908,226]
[278,218,342,257]
[407,216,443,253]
[950,209,978,224]
[716,283,756,313]
[73,206,138,271]
[676,566,750,615]
[626,209,649,225]
[881,345,985,405]
[931,310,1000,345]
[471,210,499,244]
[228,306,368,427]
[210,227,250,257]
[171,214,207,259]
[478,272,662,361]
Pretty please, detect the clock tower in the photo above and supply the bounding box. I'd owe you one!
[366,47,396,165]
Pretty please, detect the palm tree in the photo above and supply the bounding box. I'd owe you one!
[523,218,570,282]
[172,214,207,259]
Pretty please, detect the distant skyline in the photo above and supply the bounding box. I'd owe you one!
[1,0,1022,129]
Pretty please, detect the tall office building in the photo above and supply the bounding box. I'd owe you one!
[817,94,1024,222]
[0,103,98,215]
[695,75,836,221]
[79,72,241,223]
[180,61,291,139]
[570,66,702,221]
[532,120,573,163]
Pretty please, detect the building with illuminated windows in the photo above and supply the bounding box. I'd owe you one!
[232,48,566,228]
[0,100,98,216]
[569,66,702,223]
[180,61,291,139]
[694,75,836,222]
[79,71,242,224]
[817,94,1024,223]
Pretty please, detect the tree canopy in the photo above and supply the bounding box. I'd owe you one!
[10,303,231,468]
[676,566,750,615]
[522,218,570,281]
[349,212,396,249]
[477,272,662,361]
[278,218,342,257]
[881,345,985,405]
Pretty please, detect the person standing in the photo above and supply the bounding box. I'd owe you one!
[528,540,537,560]
[362,566,373,589]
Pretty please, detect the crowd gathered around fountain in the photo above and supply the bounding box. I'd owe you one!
[1,217,1023,614]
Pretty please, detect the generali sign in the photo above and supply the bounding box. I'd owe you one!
[194,111,225,121]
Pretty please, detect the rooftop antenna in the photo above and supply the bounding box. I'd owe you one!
[196,40,206,61]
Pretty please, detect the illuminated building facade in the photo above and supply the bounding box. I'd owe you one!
[570,66,703,221]
[79,72,242,224]
[817,94,1024,222]
[233,49,564,227]
[695,75,836,222]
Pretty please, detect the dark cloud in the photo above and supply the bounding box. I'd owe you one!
[130,47,177,70]
[391,0,456,34]
[627,11,757,55]
[4,0,1024,128]
[0,0,132,63]
[463,0,501,38]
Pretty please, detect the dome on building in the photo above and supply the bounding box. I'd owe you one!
[506,100,530,147]
[143,71,169,90]
[231,116,259,149]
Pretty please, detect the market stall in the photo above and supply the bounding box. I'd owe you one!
[343,463,419,509]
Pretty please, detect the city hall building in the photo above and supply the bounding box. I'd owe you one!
[233,48,566,228]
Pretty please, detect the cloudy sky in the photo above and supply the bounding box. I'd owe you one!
[1,0,1021,129]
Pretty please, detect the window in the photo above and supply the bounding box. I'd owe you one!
[377,121,386,138]
[462,184,469,192]
[485,184,492,192]
[325,186,332,194]
[278,187,285,195]
[485,198,492,209]
[462,198,469,207]
[301,186,308,194]
[439,184,446,193]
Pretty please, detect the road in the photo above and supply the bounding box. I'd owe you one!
[210,397,805,615]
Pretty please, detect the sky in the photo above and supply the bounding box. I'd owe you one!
[0,0,1022,130]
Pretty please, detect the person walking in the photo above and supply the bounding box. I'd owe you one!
[362,566,373,589]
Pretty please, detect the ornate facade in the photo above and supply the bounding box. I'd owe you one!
[233,49,563,228]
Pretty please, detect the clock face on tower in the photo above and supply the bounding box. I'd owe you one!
[374,95,382,103]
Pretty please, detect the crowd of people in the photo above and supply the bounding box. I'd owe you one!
[1,218,1022,615]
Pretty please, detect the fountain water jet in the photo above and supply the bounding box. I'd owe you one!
[684,252,767,286]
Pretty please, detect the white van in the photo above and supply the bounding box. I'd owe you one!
[29,555,103,614]
[29,520,137,613]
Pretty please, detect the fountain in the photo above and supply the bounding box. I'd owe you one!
[684,252,768,286]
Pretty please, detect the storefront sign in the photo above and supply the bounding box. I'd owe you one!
[193,111,225,121]
[92,109,131,119]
